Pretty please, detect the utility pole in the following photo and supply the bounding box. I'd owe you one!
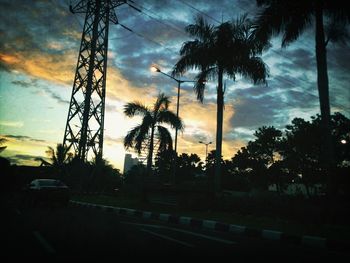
[199,141,212,163]
[151,66,195,183]
[63,0,126,161]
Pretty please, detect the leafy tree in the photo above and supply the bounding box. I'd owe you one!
[177,153,203,181]
[154,149,175,181]
[88,156,122,193]
[250,126,283,166]
[279,117,324,194]
[123,93,183,176]
[253,0,350,190]
[231,145,268,190]
[172,14,268,193]
[279,113,350,196]
[230,126,282,190]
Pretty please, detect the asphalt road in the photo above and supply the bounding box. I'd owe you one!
[2,197,349,262]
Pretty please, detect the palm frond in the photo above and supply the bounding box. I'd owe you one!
[186,15,214,41]
[157,110,184,131]
[157,125,173,152]
[325,18,350,45]
[254,0,313,47]
[124,125,141,150]
[232,56,269,85]
[154,93,170,113]
[134,115,153,153]
[282,12,312,47]
[194,67,216,102]
[45,146,56,164]
[56,143,69,165]
[172,40,211,76]
[124,102,149,117]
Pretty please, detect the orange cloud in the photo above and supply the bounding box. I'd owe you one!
[0,50,75,85]
[106,67,157,104]
[0,53,20,64]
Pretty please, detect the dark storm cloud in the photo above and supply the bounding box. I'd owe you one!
[0,0,79,71]
[11,78,69,104]
[227,81,318,131]
[3,134,47,143]
[272,47,315,72]
[11,79,38,88]
[328,43,350,70]
[43,88,70,105]
[229,92,287,129]
[225,127,255,143]
[6,154,43,165]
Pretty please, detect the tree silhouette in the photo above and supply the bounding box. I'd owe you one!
[177,153,203,181]
[45,143,73,168]
[172,14,268,193]
[253,0,350,193]
[123,93,183,176]
[154,149,175,180]
[88,156,122,193]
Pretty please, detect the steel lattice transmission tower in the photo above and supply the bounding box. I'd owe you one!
[63,0,126,161]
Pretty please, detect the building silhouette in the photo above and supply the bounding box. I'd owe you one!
[123,154,140,174]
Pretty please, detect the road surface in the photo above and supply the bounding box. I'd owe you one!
[2,198,349,261]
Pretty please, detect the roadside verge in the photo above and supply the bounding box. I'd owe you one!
[69,200,349,252]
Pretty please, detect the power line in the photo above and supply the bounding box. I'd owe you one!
[173,0,349,112]
[128,1,188,37]
[177,0,221,24]
[65,1,349,113]
[117,22,178,54]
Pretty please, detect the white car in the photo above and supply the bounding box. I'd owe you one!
[25,179,70,207]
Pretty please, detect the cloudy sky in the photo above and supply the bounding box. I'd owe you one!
[0,0,349,172]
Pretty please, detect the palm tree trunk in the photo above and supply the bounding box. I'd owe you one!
[215,67,224,194]
[315,3,335,196]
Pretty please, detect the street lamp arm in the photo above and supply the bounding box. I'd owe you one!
[159,70,179,83]
[151,65,196,84]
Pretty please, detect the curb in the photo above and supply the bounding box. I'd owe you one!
[69,200,348,252]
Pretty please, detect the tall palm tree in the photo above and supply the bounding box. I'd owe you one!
[253,0,350,192]
[123,93,184,176]
[172,15,268,193]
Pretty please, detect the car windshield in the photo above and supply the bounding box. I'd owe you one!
[37,179,65,187]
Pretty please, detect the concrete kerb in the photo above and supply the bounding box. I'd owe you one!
[69,200,344,251]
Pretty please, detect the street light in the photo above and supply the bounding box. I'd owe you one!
[199,141,212,162]
[150,65,196,154]
[151,65,196,182]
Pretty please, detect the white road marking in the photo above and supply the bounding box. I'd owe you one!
[162,226,237,245]
[120,221,162,228]
[33,231,56,254]
[140,228,195,248]
[121,221,237,245]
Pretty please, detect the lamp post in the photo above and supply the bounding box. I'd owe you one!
[199,141,212,162]
[151,66,196,183]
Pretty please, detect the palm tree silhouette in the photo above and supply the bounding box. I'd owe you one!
[45,143,73,168]
[123,93,183,176]
[253,0,349,187]
[172,15,268,193]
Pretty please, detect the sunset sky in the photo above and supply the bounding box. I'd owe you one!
[1,0,349,172]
